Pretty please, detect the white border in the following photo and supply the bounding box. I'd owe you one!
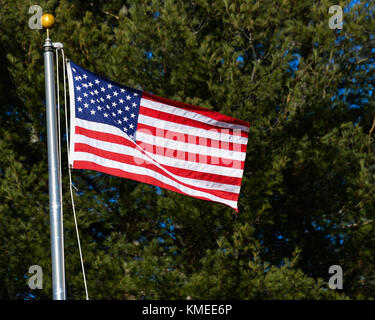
[66,60,76,166]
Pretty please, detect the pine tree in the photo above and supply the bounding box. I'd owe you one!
[0,0,374,299]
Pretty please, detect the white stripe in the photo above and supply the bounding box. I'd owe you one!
[136,130,246,161]
[67,61,76,166]
[143,152,244,178]
[138,113,248,145]
[73,120,241,194]
[73,152,238,209]
[141,97,249,133]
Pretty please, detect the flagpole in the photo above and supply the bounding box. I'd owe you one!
[42,14,66,300]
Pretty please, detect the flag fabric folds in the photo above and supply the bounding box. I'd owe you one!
[67,61,250,211]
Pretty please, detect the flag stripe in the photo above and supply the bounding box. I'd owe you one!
[139,106,249,138]
[74,132,242,194]
[136,122,248,152]
[135,130,246,161]
[74,160,238,209]
[137,113,248,144]
[141,97,250,133]
[75,125,244,173]
[142,92,250,130]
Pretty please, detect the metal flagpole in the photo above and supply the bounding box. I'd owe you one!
[42,14,66,300]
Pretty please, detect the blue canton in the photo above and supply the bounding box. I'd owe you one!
[70,61,142,140]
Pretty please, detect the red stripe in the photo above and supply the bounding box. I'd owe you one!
[76,126,134,148]
[73,160,238,211]
[136,122,248,152]
[139,106,249,138]
[74,143,239,200]
[141,92,250,129]
[75,125,244,169]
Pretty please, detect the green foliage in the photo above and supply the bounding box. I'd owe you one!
[0,0,374,299]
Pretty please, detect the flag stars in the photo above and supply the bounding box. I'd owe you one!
[126,95,131,100]
[101,87,106,92]
[112,112,116,117]
[120,88,125,93]
[88,82,93,87]
[76,86,81,91]
[90,110,96,115]
[84,103,89,108]
[112,102,117,107]
[125,106,130,111]
[129,124,134,129]
[130,113,135,118]
[95,79,100,85]
[123,117,128,122]
[83,74,87,79]
[113,91,118,97]
[78,107,83,112]
[119,99,124,104]
[106,94,111,100]
[108,84,113,89]
[77,96,82,102]
[132,102,137,107]
[104,113,108,118]
[117,109,123,114]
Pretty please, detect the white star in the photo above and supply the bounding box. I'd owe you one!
[95,79,100,84]
[76,86,81,91]
[83,93,88,97]
[83,74,87,79]
[117,120,122,124]
[100,98,104,102]
[90,110,96,115]
[130,113,135,118]
[120,88,125,93]
[123,127,128,131]
[106,105,110,109]
[113,91,118,96]
[108,84,113,89]
[126,95,131,100]
[82,83,88,88]
[97,106,102,111]
[84,103,89,108]
[78,76,82,81]
[112,102,117,107]
[88,82,93,87]
[117,109,123,114]
[90,99,95,104]
[123,117,128,122]
[129,124,134,129]
[119,99,124,104]
[101,87,106,92]
[75,76,80,81]
[77,96,82,102]
[132,102,137,107]
[125,106,130,111]
[104,113,108,118]
[112,112,116,117]
[72,67,76,73]
[106,94,111,99]
[134,93,138,96]
[90,91,94,96]
[78,107,83,112]
[94,90,99,95]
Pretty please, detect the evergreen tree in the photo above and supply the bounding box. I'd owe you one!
[0,0,373,299]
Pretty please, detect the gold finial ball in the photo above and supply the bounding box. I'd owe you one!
[41,14,55,29]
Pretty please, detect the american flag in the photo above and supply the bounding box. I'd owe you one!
[67,61,250,211]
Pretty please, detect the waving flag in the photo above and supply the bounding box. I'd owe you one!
[67,61,250,211]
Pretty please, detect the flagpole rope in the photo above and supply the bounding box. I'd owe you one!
[59,48,90,300]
